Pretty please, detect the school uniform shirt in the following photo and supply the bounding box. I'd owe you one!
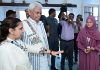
[0,38,31,70]
[22,17,50,70]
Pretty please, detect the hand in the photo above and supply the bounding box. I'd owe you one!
[51,50,64,56]
[86,48,91,53]
[43,49,64,56]
[84,48,91,54]
[45,49,51,53]
[84,49,88,53]
[91,47,95,51]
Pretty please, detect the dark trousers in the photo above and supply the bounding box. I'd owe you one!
[60,39,74,70]
[48,38,59,70]
[51,55,56,69]
[74,33,78,62]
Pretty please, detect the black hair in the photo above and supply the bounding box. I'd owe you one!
[0,17,21,43]
[6,10,16,18]
[77,14,82,18]
[58,11,66,20]
[58,11,63,19]
[49,8,55,15]
[69,13,74,17]
[60,5,67,12]
[76,14,83,21]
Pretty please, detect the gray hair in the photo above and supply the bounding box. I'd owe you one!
[28,2,42,10]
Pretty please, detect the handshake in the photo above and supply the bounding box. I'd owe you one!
[39,47,64,56]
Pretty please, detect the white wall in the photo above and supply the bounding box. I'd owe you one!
[0,7,5,21]
[32,0,65,4]
[83,0,100,5]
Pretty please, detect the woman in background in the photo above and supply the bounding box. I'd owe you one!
[77,15,100,70]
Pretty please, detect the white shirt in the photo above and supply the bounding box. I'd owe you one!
[22,17,49,49]
[0,38,31,70]
[22,17,50,70]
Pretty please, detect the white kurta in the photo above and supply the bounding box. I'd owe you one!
[22,17,50,70]
[0,38,31,70]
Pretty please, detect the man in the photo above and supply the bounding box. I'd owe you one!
[60,13,75,70]
[22,2,50,70]
[25,9,29,18]
[6,10,16,18]
[22,2,63,70]
[47,8,59,70]
[40,15,49,33]
[74,14,83,64]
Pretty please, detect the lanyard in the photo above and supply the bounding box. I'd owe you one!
[25,20,39,37]
[3,40,27,51]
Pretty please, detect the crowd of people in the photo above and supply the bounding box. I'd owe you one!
[0,1,100,70]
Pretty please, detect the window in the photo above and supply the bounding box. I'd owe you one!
[83,5,99,28]
[19,11,27,21]
[84,6,98,21]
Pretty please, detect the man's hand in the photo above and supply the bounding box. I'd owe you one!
[51,50,64,56]
[41,49,64,56]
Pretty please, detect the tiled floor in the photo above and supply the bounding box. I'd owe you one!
[55,56,78,70]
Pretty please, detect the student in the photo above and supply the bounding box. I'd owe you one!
[0,17,32,70]
[0,17,63,70]
[77,15,100,70]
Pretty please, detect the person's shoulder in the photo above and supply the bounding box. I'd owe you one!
[41,15,46,20]
[0,43,15,61]
[46,17,51,24]
[22,19,28,23]
[80,28,84,32]
[54,18,57,20]
[46,16,49,19]
[60,20,66,22]
[0,42,12,52]
[38,21,43,24]
[46,16,51,20]
[22,19,29,29]
[78,28,85,35]
[60,20,67,24]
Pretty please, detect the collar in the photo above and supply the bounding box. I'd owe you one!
[28,17,42,25]
[6,37,15,42]
[48,16,55,20]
